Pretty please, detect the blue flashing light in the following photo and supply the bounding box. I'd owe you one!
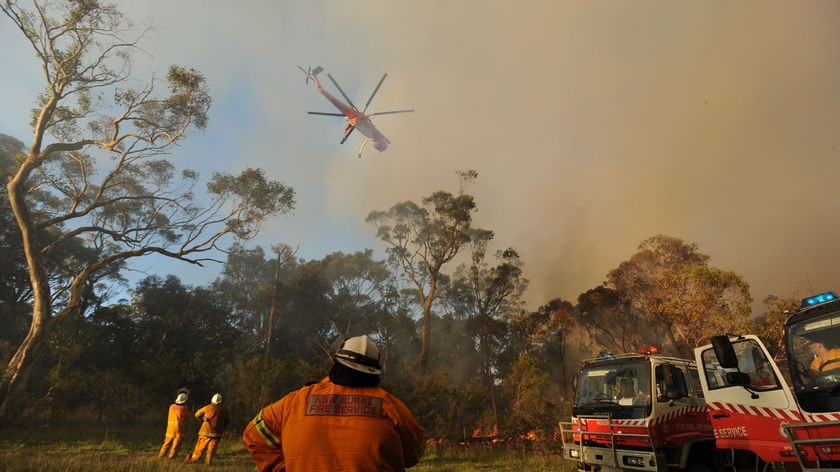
[596,353,614,359]
[801,291,838,308]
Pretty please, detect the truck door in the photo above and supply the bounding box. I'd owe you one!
[694,335,801,464]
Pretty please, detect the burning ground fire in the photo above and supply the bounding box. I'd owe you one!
[425,424,555,448]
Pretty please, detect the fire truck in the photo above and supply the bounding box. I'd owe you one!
[694,291,840,471]
[559,346,719,471]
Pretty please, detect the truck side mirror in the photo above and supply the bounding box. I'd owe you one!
[711,335,739,369]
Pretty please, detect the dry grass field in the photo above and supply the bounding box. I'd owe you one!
[0,422,576,472]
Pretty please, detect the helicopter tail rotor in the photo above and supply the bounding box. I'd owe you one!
[298,65,324,85]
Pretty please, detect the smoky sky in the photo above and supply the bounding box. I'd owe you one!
[2,1,839,311]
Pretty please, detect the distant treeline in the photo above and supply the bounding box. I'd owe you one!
[0,235,794,444]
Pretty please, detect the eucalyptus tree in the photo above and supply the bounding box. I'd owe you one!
[318,250,392,345]
[0,136,32,349]
[366,170,482,374]
[441,241,527,419]
[212,243,299,356]
[130,275,240,402]
[576,285,667,354]
[0,0,295,417]
[606,235,752,358]
[754,295,798,362]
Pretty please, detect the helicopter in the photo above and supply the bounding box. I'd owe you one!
[299,66,414,158]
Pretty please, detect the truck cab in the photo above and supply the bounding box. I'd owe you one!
[560,347,716,471]
[694,291,840,471]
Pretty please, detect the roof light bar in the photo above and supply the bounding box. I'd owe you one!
[801,291,837,308]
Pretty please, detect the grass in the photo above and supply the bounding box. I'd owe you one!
[0,422,578,471]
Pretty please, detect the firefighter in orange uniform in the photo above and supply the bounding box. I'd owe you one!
[186,393,231,465]
[809,340,840,372]
[158,390,190,459]
[242,335,425,472]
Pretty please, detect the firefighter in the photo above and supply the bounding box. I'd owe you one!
[808,340,840,372]
[186,393,231,465]
[158,390,190,459]
[242,335,425,472]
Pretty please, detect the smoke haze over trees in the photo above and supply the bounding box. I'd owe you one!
[0,0,810,444]
[0,131,795,440]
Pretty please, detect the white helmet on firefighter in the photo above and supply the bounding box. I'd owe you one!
[335,335,382,375]
[211,393,223,404]
[175,393,188,405]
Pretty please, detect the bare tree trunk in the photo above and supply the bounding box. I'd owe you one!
[0,322,46,419]
[265,255,281,364]
[418,304,431,375]
[0,171,54,420]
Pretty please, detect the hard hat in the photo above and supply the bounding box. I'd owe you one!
[211,393,223,404]
[335,335,382,375]
[175,393,188,405]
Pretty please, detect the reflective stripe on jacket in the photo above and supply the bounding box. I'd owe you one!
[242,377,425,472]
[165,403,191,437]
[195,403,231,439]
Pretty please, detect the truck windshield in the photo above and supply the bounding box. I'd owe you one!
[787,311,840,412]
[574,359,652,419]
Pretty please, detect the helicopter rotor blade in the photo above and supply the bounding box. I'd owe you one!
[340,126,356,144]
[369,109,415,116]
[327,73,358,111]
[362,73,388,114]
[298,65,310,84]
[307,111,346,117]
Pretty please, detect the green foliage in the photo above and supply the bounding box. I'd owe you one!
[165,66,211,130]
[367,171,487,374]
[207,167,296,238]
[0,0,296,419]
[389,371,488,440]
[577,285,665,354]
[216,354,326,425]
[500,353,552,437]
[754,295,798,361]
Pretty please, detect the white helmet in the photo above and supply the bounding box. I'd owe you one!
[211,393,223,404]
[335,335,382,375]
[175,393,188,405]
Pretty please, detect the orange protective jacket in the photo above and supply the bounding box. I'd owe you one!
[165,403,191,437]
[195,403,231,439]
[242,377,425,472]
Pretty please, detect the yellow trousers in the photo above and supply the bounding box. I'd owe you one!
[158,434,183,459]
[188,435,220,465]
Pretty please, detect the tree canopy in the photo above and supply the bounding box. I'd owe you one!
[366,170,484,374]
[0,0,294,418]
[605,235,752,358]
[0,2,799,447]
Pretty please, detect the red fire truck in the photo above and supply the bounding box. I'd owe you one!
[559,346,719,471]
[694,291,840,471]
